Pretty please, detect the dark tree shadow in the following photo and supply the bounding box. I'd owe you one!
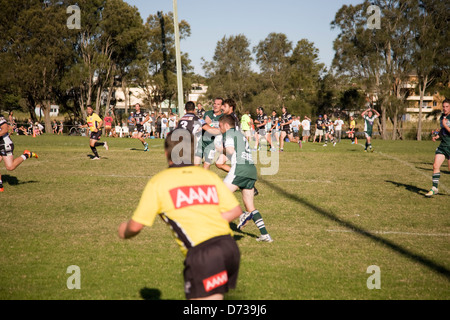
[140,288,163,300]
[259,177,450,280]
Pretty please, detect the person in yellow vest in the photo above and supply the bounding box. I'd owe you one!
[118,129,242,300]
[347,116,356,144]
[84,105,108,160]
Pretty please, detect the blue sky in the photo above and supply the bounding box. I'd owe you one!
[125,0,363,75]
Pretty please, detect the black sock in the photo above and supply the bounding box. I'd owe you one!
[94,142,104,147]
[90,146,99,157]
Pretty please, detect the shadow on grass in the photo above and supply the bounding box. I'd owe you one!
[140,288,164,300]
[259,177,450,280]
[386,180,428,195]
[1,175,38,186]
[230,222,258,241]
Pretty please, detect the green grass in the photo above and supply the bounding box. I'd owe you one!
[1,134,449,300]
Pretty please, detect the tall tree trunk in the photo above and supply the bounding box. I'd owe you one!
[417,75,427,141]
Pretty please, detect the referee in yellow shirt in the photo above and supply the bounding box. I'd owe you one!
[118,129,242,300]
[85,105,108,160]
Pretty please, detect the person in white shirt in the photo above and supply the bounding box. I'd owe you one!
[334,116,345,143]
[301,116,311,143]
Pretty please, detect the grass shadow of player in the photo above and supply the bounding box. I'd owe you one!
[2,174,38,186]
[140,288,165,300]
[86,154,108,159]
[385,180,428,195]
[259,177,450,281]
[229,222,258,240]
[129,148,146,152]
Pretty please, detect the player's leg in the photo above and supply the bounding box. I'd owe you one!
[0,157,3,192]
[2,150,38,171]
[426,153,446,197]
[241,187,272,242]
[280,131,286,151]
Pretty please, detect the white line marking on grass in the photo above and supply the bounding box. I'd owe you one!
[358,144,449,194]
[327,229,450,237]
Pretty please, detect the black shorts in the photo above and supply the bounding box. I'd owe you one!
[136,124,145,134]
[184,235,240,299]
[90,131,101,140]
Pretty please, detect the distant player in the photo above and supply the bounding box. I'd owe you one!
[279,106,293,152]
[347,116,356,144]
[254,107,268,151]
[131,103,150,151]
[426,99,450,197]
[0,114,39,192]
[85,105,108,160]
[216,114,273,242]
[361,108,380,152]
[118,130,242,300]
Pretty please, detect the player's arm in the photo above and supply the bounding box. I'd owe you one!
[118,219,144,239]
[202,123,221,135]
[221,205,242,223]
[442,115,450,134]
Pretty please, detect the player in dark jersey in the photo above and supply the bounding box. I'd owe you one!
[254,107,268,151]
[279,106,293,152]
[196,102,206,119]
[268,110,279,151]
[0,115,39,192]
[426,99,450,197]
[177,101,205,165]
[131,104,150,151]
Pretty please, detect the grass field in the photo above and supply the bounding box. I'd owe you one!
[1,134,449,300]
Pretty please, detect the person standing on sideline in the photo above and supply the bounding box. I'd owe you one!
[334,116,345,143]
[347,116,356,144]
[301,116,311,143]
[216,115,273,242]
[0,115,39,192]
[361,108,380,152]
[240,110,252,142]
[118,130,242,300]
[84,105,108,160]
[131,104,150,151]
[103,112,114,137]
[426,99,450,197]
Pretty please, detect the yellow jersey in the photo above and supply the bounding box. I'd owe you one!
[86,113,102,131]
[350,120,356,129]
[132,165,240,256]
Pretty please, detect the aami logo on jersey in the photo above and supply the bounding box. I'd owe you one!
[203,270,228,292]
[169,185,219,209]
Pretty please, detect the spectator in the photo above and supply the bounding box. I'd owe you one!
[160,114,169,139]
[104,112,114,137]
[168,112,177,133]
[301,116,311,143]
[334,116,345,143]
[52,120,58,134]
[240,110,252,142]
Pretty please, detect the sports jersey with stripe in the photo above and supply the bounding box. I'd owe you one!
[223,128,257,180]
[133,111,148,126]
[131,165,239,256]
[280,112,292,131]
[0,116,14,156]
[256,113,267,131]
[363,115,378,136]
[86,113,102,131]
[439,114,450,147]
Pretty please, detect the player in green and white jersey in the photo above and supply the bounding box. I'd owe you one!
[196,98,224,169]
[361,107,380,152]
[426,99,450,197]
[217,114,273,242]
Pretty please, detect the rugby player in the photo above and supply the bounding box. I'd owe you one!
[118,130,242,300]
[361,108,380,152]
[0,114,39,192]
[198,98,224,169]
[85,105,108,160]
[131,103,150,151]
[216,114,273,242]
[426,99,450,197]
[279,106,293,152]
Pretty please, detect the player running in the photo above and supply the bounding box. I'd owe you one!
[0,114,39,192]
[361,107,380,152]
[216,114,273,242]
[118,130,242,300]
[279,106,293,152]
[426,99,450,197]
[85,105,108,160]
[131,103,150,151]
[177,101,205,165]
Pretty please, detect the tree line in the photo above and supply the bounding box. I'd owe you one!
[1,0,448,139]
